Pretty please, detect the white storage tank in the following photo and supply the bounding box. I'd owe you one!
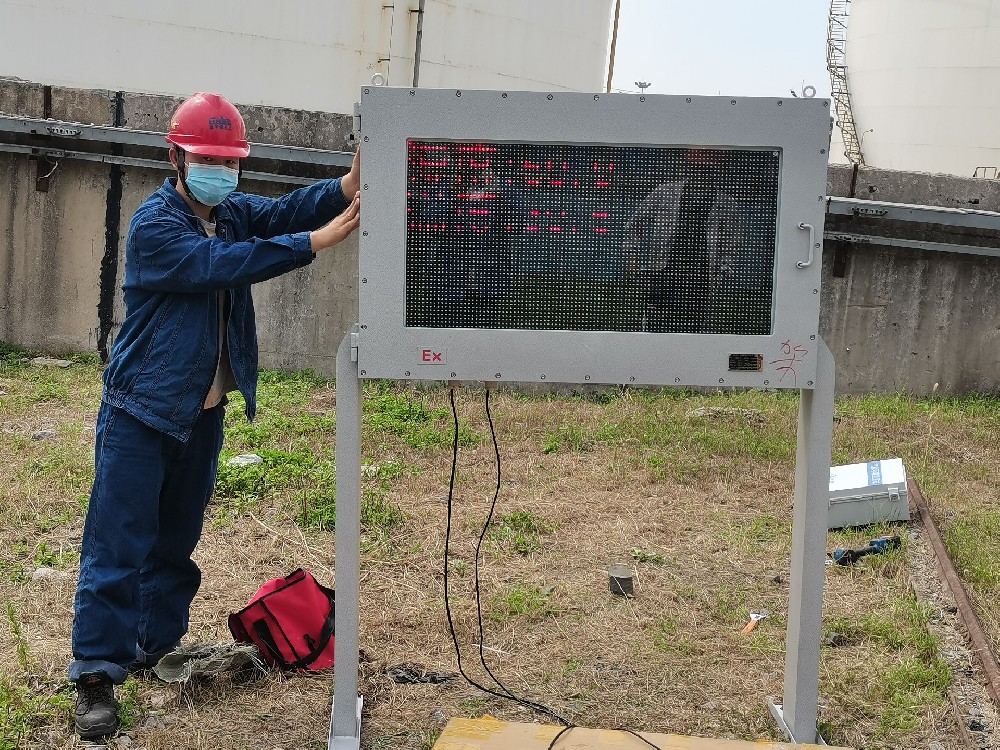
[0,0,614,114]
[843,0,1000,176]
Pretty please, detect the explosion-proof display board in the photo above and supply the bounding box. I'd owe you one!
[357,87,831,388]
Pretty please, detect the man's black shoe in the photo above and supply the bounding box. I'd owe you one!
[75,672,119,739]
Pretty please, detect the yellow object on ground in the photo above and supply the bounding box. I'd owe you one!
[433,717,852,750]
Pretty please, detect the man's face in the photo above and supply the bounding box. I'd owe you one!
[189,153,239,171]
[169,149,240,173]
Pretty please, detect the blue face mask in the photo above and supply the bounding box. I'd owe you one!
[185,164,239,206]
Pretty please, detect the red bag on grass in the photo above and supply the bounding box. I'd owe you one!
[228,569,336,671]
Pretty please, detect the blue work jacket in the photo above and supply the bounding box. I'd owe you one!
[102,177,349,441]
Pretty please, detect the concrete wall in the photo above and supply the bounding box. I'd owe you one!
[1,80,998,395]
[822,165,1000,395]
[0,153,109,351]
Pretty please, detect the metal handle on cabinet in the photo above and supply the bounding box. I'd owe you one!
[797,222,816,269]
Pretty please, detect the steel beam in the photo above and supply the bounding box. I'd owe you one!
[828,196,1000,231]
[0,142,317,185]
[825,231,1000,259]
[0,114,354,168]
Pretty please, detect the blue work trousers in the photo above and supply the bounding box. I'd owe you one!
[69,402,225,684]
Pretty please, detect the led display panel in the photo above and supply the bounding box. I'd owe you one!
[405,142,779,335]
[357,87,831,388]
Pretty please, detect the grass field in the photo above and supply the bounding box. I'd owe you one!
[1,342,998,750]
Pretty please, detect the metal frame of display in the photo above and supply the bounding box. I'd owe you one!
[356,87,831,389]
[328,87,836,748]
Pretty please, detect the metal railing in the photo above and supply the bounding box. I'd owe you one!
[0,115,354,186]
[826,196,1000,259]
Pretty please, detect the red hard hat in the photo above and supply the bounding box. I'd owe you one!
[165,92,250,158]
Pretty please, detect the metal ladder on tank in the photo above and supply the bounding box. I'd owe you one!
[828,0,865,165]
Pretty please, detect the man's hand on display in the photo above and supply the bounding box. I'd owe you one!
[311,193,360,253]
[340,148,361,201]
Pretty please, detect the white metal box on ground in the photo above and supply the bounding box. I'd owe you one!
[828,458,910,529]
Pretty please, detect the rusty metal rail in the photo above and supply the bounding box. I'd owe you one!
[909,477,1000,708]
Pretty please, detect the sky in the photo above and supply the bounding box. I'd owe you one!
[609,0,832,99]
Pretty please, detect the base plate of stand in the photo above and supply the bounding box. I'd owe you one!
[767,698,832,747]
[327,695,363,750]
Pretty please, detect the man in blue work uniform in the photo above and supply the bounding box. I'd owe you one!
[69,92,361,739]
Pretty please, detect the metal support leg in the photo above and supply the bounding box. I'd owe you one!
[769,339,835,746]
[328,327,363,750]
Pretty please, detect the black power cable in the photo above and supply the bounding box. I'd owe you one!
[442,388,573,726]
[471,389,539,700]
[443,387,663,750]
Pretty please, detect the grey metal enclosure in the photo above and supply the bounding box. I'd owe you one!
[329,86,836,749]
[356,86,830,389]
